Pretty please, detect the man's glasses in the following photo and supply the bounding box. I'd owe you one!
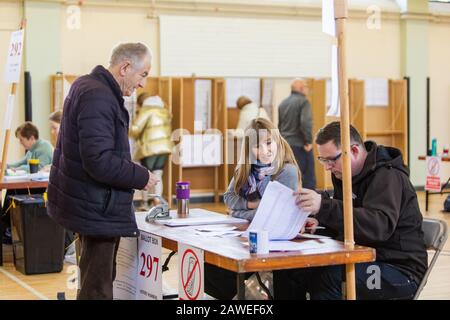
[317,144,360,165]
[317,153,342,165]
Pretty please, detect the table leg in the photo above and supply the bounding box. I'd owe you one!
[0,217,4,266]
[425,190,429,211]
[236,273,246,300]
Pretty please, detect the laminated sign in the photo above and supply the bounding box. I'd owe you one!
[425,156,441,192]
[5,29,24,84]
[178,243,204,300]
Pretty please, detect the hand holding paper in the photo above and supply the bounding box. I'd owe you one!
[294,188,322,215]
[246,181,311,240]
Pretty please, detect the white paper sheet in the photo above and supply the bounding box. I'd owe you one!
[322,0,336,37]
[194,230,243,238]
[3,94,15,130]
[226,78,260,108]
[364,78,388,107]
[327,45,340,117]
[113,237,138,300]
[246,181,310,241]
[297,233,332,240]
[155,208,248,227]
[269,239,337,252]
[195,79,212,130]
[261,79,274,114]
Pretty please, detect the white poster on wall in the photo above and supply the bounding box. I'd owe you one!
[226,78,260,108]
[195,80,212,130]
[365,78,388,107]
[4,29,24,84]
[178,243,204,300]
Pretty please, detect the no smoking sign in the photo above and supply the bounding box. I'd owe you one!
[426,156,442,192]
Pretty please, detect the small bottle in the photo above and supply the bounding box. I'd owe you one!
[176,181,190,218]
[432,138,437,156]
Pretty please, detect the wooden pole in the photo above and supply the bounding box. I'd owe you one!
[0,20,26,182]
[334,0,356,300]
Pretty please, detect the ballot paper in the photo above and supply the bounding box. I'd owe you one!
[155,208,248,227]
[269,239,338,252]
[297,233,332,240]
[193,224,242,238]
[246,181,310,241]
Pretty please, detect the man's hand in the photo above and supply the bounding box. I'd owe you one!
[293,188,322,215]
[143,170,159,190]
[247,200,260,210]
[303,144,313,152]
[301,217,319,234]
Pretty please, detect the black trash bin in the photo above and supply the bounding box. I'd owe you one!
[9,194,65,275]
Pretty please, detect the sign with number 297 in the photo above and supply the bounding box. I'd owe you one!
[136,232,162,300]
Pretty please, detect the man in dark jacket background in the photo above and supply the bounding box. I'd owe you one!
[278,79,316,189]
[275,121,427,300]
[47,43,158,300]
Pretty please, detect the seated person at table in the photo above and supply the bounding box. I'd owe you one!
[275,121,427,300]
[6,122,53,173]
[1,122,52,244]
[204,117,305,299]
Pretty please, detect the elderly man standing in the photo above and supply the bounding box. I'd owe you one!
[47,43,158,300]
[278,78,316,189]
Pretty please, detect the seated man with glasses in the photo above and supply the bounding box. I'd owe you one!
[273,121,427,300]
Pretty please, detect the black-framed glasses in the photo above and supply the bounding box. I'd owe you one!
[317,152,342,165]
[317,144,360,165]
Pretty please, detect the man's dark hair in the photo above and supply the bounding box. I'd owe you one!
[15,122,39,140]
[315,121,364,147]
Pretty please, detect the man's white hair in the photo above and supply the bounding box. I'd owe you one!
[109,42,152,68]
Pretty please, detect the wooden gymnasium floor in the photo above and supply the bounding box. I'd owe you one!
[0,193,449,300]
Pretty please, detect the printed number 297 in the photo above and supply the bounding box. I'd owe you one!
[139,252,159,281]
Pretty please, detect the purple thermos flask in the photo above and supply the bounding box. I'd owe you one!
[176,181,190,217]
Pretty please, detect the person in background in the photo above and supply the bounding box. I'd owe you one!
[6,122,53,173]
[278,78,316,189]
[129,93,173,208]
[1,122,52,244]
[205,117,317,299]
[41,110,63,173]
[234,96,270,137]
[49,110,62,144]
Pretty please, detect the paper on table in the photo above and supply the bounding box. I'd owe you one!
[297,233,332,240]
[194,230,243,238]
[269,239,337,252]
[6,169,27,176]
[155,208,248,227]
[195,225,237,232]
[246,181,310,240]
